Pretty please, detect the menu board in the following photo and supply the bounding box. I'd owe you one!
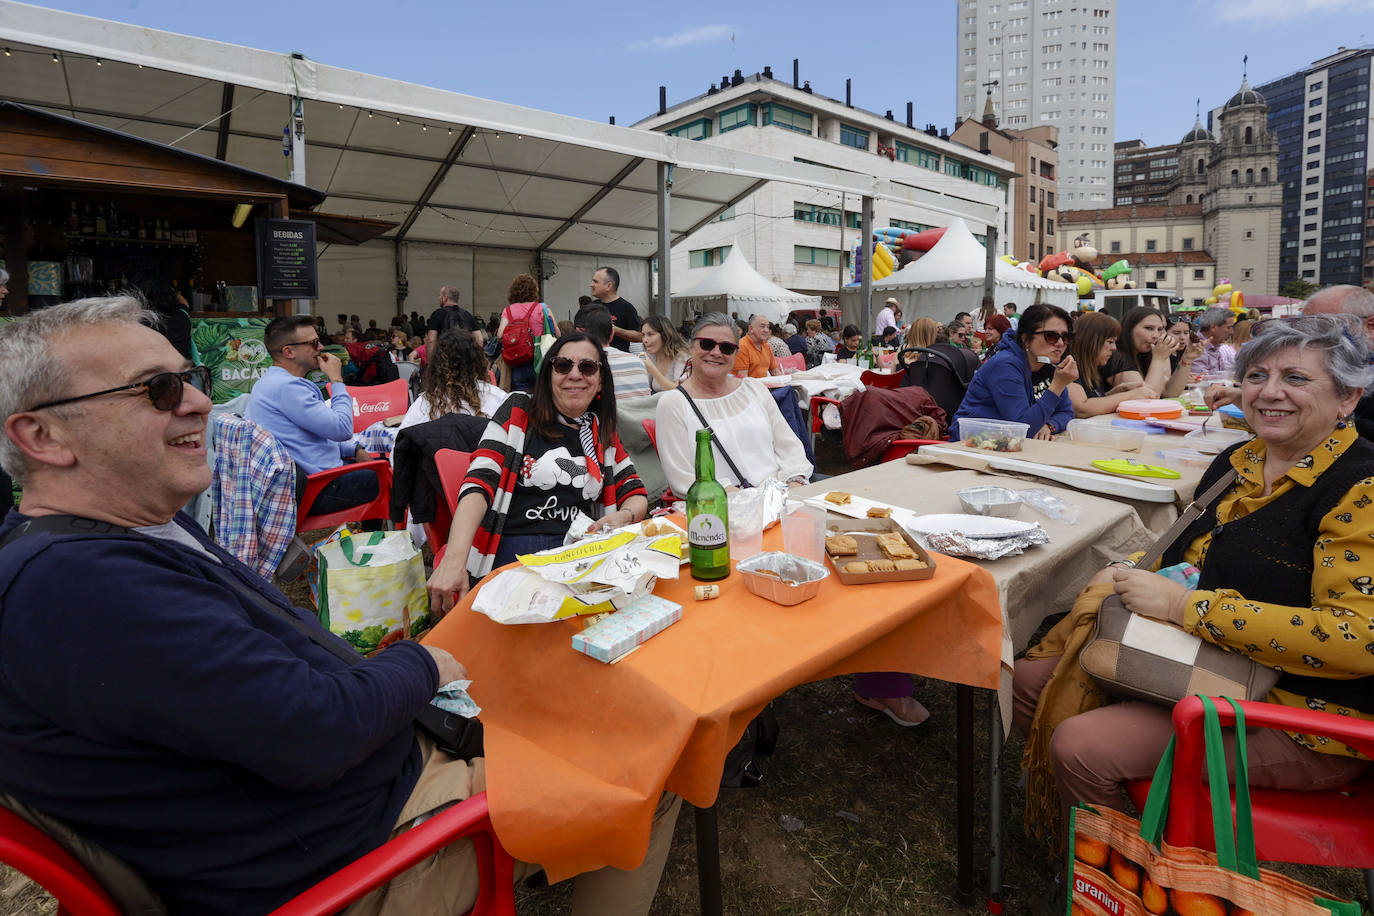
[255,218,318,300]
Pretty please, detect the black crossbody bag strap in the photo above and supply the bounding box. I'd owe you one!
[677,388,753,488]
[0,515,479,758]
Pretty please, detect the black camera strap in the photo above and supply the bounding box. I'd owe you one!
[0,515,479,757]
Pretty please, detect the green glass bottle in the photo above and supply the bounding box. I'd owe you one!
[686,428,730,581]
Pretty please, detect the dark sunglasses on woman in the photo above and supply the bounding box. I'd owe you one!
[693,337,739,356]
[1031,330,1075,345]
[28,366,213,412]
[549,357,601,376]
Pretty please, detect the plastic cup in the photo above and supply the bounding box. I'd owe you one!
[781,501,826,564]
[728,495,765,562]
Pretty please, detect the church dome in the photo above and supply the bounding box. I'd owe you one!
[1223,78,1265,110]
[1182,117,1214,143]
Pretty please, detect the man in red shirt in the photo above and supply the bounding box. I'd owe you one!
[732,314,781,378]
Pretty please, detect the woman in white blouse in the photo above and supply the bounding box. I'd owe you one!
[656,313,929,727]
[655,313,813,495]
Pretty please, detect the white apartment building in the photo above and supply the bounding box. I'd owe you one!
[634,73,1014,298]
[956,0,1116,210]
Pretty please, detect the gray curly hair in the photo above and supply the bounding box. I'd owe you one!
[1233,315,1374,398]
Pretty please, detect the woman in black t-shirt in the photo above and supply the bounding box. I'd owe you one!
[834,324,864,361]
[1103,307,1201,398]
[1065,312,1158,417]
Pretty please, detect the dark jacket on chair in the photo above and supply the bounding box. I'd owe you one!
[389,414,491,524]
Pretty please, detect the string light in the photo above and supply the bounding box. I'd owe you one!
[421,124,427,131]
[395,117,401,125]
[51,52,59,63]
[4,48,12,57]
[367,110,373,118]
[95,58,102,66]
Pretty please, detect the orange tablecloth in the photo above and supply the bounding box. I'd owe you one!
[423,526,1001,881]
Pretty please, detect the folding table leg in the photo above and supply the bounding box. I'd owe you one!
[694,802,722,916]
[956,684,975,905]
[987,694,1005,913]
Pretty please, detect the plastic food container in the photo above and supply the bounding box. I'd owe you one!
[1155,448,1214,470]
[737,552,829,606]
[1117,398,1185,420]
[956,486,1023,518]
[1066,419,1146,452]
[1184,426,1251,453]
[959,418,1029,452]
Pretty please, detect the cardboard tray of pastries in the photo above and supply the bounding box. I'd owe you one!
[823,517,936,586]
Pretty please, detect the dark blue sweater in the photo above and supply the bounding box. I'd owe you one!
[951,330,1073,439]
[0,511,439,915]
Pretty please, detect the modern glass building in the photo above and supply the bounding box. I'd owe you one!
[1253,47,1373,288]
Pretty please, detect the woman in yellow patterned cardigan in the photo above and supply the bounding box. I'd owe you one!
[1014,315,1374,843]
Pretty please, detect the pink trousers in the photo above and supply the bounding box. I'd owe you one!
[1012,654,1370,811]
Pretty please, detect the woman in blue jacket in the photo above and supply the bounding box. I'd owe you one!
[952,303,1078,441]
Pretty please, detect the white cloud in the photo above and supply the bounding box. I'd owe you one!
[627,25,733,52]
[1217,0,1374,22]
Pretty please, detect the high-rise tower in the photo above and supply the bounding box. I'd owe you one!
[956,0,1116,210]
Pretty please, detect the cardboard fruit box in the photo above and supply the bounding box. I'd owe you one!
[822,517,936,586]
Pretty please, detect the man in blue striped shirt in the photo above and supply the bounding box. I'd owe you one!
[578,309,651,401]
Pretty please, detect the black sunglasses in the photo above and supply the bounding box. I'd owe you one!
[693,337,740,356]
[28,366,212,412]
[1031,330,1075,345]
[549,357,601,376]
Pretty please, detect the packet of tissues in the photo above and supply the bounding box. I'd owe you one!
[571,594,683,663]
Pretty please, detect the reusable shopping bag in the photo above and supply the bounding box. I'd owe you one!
[1066,696,1358,916]
[315,529,431,654]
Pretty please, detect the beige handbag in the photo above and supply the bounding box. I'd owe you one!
[1079,469,1282,706]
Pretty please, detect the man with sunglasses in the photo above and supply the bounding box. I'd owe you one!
[732,313,782,378]
[0,297,482,914]
[246,315,379,515]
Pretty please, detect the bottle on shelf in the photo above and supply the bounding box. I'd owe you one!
[686,428,730,581]
[94,205,107,237]
[67,202,79,234]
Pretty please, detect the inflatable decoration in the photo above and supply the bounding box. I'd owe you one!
[901,227,946,252]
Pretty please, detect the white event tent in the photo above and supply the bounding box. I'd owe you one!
[840,218,1075,324]
[671,249,820,323]
[0,0,1001,326]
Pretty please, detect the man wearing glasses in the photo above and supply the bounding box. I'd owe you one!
[246,315,379,515]
[0,297,479,913]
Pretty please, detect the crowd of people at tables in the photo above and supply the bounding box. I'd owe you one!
[2,270,1374,913]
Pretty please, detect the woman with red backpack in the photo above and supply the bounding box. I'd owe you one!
[495,273,557,393]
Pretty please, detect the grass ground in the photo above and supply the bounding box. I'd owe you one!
[2,434,1369,914]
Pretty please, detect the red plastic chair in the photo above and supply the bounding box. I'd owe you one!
[860,369,904,390]
[297,460,394,533]
[425,449,472,569]
[776,353,805,373]
[641,419,679,503]
[0,793,513,916]
[0,806,120,915]
[1125,696,1374,898]
[809,396,842,451]
[878,439,943,464]
[342,380,411,435]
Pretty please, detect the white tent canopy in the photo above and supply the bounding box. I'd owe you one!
[671,248,820,323]
[840,218,1076,324]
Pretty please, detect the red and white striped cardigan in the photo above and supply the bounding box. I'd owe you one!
[459,391,646,581]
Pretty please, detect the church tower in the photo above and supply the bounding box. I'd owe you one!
[1204,76,1282,294]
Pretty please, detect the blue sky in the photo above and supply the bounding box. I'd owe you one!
[27,0,1374,146]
